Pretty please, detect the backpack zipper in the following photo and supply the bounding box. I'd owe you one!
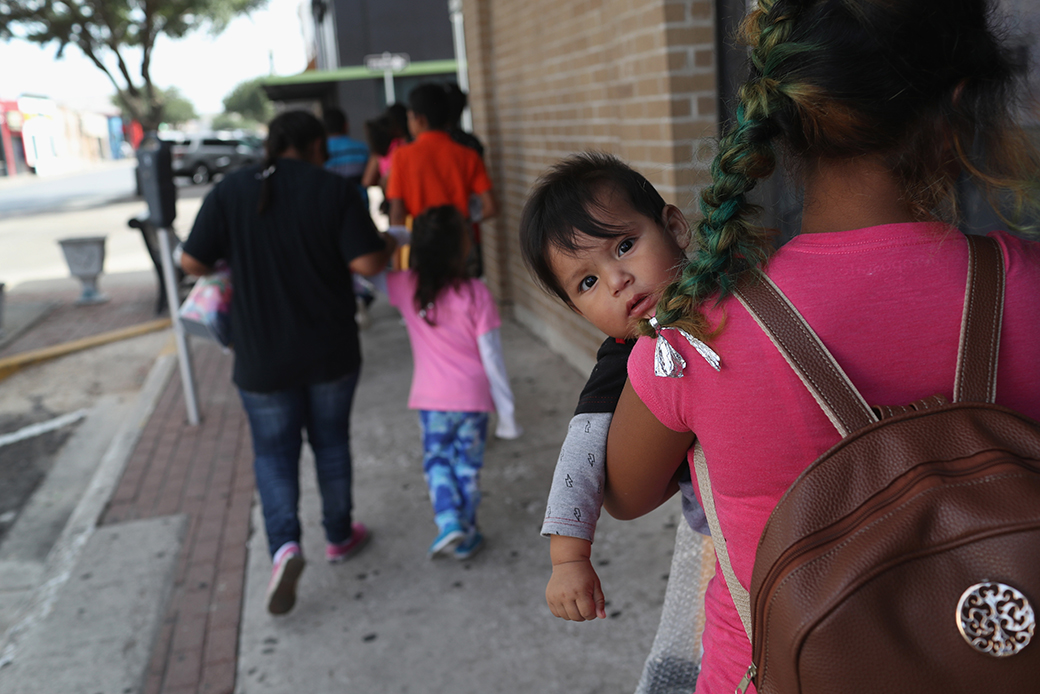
[735,663,757,693]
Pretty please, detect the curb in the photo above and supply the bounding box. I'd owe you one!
[0,318,171,382]
[0,351,177,670]
[0,302,60,354]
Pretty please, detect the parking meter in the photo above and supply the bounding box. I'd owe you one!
[137,133,177,227]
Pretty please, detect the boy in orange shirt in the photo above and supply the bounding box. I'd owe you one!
[385,83,496,257]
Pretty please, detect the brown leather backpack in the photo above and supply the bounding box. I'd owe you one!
[695,235,1040,693]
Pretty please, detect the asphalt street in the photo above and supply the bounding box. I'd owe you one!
[0,162,138,217]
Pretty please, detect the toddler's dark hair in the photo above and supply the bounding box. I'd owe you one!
[411,205,470,324]
[519,151,668,306]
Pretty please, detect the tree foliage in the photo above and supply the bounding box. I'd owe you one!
[222,77,273,124]
[0,0,268,130]
[159,86,197,125]
[211,110,263,132]
[210,111,247,130]
[111,85,197,127]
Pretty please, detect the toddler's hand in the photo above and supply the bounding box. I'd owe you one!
[546,559,606,622]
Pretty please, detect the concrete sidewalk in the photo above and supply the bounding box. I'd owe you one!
[0,290,683,694]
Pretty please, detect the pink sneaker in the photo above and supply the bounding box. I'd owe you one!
[266,542,305,615]
[325,522,371,563]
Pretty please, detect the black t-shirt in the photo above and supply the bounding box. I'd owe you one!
[574,337,635,415]
[574,335,702,531]
[183,158,385,392]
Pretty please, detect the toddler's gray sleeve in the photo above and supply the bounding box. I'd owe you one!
[540,412,611,542]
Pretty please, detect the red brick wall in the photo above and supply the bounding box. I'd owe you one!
[462,0,719,370]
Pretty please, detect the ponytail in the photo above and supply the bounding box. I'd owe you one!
[257,111,326,215]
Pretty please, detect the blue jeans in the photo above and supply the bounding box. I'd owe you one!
[239,371,360,558]
[418,411,488,532]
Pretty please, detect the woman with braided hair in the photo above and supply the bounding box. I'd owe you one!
[603,1,1040,691]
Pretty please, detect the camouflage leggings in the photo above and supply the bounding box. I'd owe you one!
[418,411,489,532]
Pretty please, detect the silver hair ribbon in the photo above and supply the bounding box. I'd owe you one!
[649,316,721,377]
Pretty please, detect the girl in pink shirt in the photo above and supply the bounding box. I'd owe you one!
[602,1,1040,692]
[387,206,521,560]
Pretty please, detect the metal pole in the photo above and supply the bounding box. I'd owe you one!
[321,2,340,70]
[448,0,473,132]
[384,68,396,105]
[157,228,200,425]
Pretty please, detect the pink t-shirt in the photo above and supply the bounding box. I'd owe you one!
[628,224,1040,694]
[378,137,405,179]
[386,270,501,412]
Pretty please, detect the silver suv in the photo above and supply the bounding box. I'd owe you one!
[169,133,262,184]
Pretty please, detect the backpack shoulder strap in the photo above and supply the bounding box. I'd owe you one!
[698,270,879,645]
[733,271,876,436]
[954,234,1005,404]
[692,440,754,642]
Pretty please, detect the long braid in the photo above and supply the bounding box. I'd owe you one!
[645,0,1039,341]
[645,0,800,339]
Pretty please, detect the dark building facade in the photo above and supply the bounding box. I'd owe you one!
[264,0,460,133]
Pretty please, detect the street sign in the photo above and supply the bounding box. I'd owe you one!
[364,52,410,72]
[364,53,411,105]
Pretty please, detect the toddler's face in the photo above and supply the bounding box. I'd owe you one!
[548,189,688,339]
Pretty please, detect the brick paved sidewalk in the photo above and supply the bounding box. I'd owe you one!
[0,283,160,359]
[101,339,253,694]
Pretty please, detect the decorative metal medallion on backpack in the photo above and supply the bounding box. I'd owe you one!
[956,581,1035,657]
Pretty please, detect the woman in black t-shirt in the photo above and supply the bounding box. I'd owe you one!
[181,111,395,615]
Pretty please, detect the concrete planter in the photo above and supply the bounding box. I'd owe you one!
[58,236,109,305]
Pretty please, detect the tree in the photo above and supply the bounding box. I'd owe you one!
[159,86,197,125]
[0,0,267,131]
[112,86,197,127]
[222,77,274,125]
[210,111,249,131]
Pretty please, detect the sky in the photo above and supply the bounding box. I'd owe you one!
[0,0,309,115]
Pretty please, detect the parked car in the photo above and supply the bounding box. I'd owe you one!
[169,133,262,184]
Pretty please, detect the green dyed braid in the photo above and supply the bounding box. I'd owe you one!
[645,0,805,340]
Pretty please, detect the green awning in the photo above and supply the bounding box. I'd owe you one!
[261,59,457,102]
[263,59,457,87]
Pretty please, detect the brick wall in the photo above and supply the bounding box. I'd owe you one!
[462,0,719,372]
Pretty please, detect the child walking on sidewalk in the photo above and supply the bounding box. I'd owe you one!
[387,205,522,559]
